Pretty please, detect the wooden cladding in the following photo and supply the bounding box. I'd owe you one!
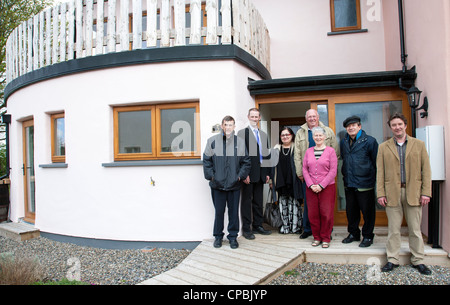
[5,0,270,85]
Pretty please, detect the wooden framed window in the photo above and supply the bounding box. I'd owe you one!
[113,102,200,161]
[51,113,65,163]
[330,0,361,32]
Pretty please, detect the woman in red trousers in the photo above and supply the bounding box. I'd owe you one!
[302,126,338,248]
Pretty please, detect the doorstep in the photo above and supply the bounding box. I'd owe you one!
[0,222,40,242]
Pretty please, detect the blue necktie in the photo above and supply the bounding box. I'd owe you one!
[308,129,315,148]
[254,129,263,163]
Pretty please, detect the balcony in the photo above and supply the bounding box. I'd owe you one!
[5,0,270,87]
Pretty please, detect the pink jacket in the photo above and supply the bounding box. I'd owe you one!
[302,146,337,189]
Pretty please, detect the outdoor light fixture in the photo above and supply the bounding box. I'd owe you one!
[407,85,422,108]
[407,86,428,118]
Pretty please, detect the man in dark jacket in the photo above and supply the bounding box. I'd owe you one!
[340,116,378,247]
[203,116,251,249]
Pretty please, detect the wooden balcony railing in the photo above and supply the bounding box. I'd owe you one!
[5,0,270,85]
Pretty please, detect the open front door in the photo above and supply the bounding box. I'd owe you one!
[23,119,36,223]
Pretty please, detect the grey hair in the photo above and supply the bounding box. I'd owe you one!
[311,126,325,135]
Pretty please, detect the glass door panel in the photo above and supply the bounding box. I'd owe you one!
[23,119,36,223]
[317,104,329,126]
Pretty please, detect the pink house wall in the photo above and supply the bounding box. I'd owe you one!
[254,0,387,78]
[253,0,450,252]
[400,0,450,252]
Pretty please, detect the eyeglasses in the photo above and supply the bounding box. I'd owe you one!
[281,134,292,137]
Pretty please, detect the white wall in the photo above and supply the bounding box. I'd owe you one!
[7,59,260,241]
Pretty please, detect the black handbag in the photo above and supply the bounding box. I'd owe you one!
[263,189,283,228]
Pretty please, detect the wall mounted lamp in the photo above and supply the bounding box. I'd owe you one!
[407,86,428,118]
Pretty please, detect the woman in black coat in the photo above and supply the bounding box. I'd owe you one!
[270,127,303,234]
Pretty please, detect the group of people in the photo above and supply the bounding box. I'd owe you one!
[203,108,432,275]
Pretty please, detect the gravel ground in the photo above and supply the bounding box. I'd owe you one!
[270,262,450,285]
[1,235,449,285]
[0,236,191,285]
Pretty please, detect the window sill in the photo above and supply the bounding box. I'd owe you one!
[39,163,68,168]
[102,159,203,167]
[327,29,368,36]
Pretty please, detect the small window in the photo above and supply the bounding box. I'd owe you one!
[113,102,200,161]
[330,0,361,32]
[51,113,65,163]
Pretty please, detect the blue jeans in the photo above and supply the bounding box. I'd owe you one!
[211,188,240,240]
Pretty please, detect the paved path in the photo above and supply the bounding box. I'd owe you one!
[139,227,449,285]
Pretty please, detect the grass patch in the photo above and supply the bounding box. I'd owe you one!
[284,269,300,277]
[328,271,340,276]
[32,278,90,285]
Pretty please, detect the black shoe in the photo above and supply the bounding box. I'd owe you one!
[381,262,399,272]
[359,238,373,247]
[213,238,222,248]
[342,233,360,244]
[412,264,432,275]
[253,226,272,235]
[243,231,255,240]
[299,231,312,239]
[229,239,239,249]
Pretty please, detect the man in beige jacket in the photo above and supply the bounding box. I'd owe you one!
[377,113,432,275]
[294,109,339,238]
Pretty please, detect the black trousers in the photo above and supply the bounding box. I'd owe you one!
[211,188,240,240]
[344,187,376,239]
[241,181,264,232]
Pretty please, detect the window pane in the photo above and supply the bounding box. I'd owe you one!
[160,107,196,153]
[335,101,402,144]
[118,110,152,154]
[53,117,65,156]
[334,0,358,28]
[335,101,403,212]
[25,125,35,213]
[317,104,328,126]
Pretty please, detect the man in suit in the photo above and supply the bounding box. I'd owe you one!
[377,113,432,275]
[294,109,339,239]
[238,108,272,239]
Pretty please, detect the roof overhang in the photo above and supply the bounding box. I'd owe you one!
[248,67,417,96]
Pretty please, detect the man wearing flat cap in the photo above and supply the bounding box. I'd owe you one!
[340,115,378,247]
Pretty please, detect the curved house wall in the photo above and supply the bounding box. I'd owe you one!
[7,59,261,242]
